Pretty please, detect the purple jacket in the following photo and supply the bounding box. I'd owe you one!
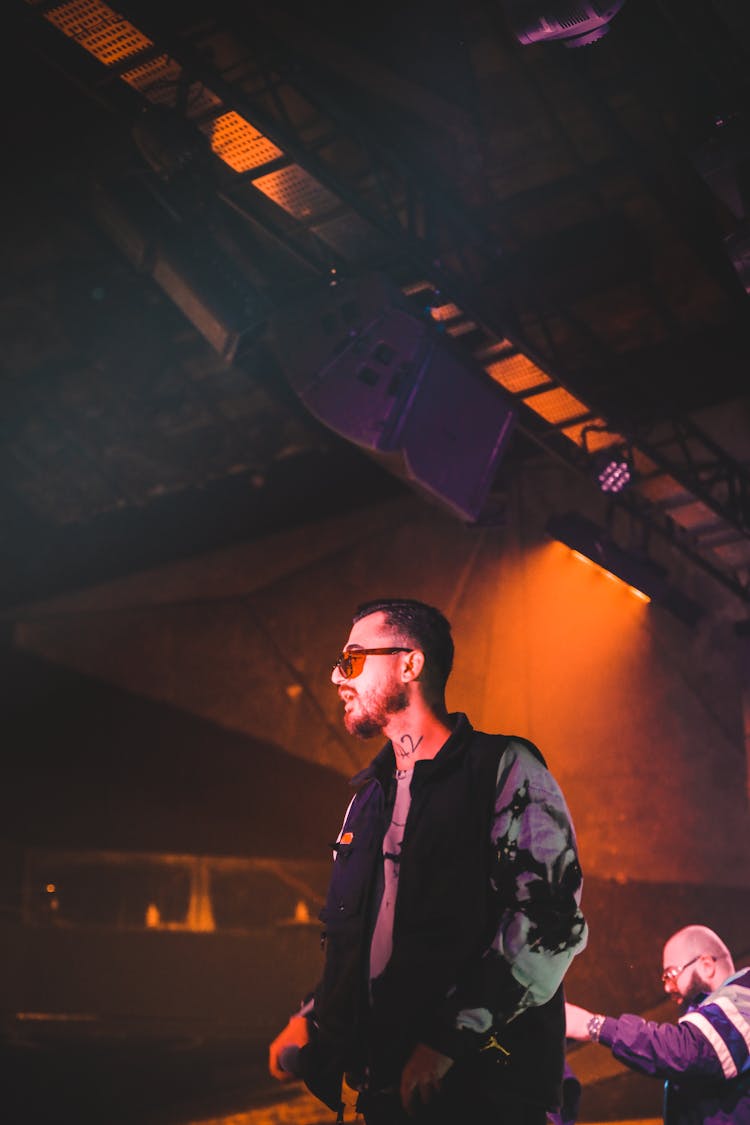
[599,967,750,1124]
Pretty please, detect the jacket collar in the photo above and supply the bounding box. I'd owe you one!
[349,712,474,788]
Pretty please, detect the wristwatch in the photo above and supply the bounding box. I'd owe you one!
[587,1013,606,1042]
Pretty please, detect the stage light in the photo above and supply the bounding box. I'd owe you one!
[546,512,704,626]
[581,426,634,494]
[593,444,633,494]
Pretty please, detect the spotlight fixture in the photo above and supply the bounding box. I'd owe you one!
[546,512,704,626]
[592,443,633,494]
[502,0,628,48]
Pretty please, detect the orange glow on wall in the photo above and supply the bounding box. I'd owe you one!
[293,900,311,924]
[539,538,652,642]
[570,547,651,602]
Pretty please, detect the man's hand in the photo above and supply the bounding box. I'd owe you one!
[268,1013,310,1080]
[565,1001,595,1040]
[399,1043,454,1112]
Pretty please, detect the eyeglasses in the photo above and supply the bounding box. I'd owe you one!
[333,648,411,680]
[661,953,715,985]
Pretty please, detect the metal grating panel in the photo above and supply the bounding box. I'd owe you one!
[561,419,619,450]
[485,352,552,394]
[309,211,387,260]
[528,386,590,426]
[631,449,658,476]
[401,280,435,297]
[446,320,478,338]
[199,111,283,173]
[121,54,183,106]
[45,0,152,66]
[183,85,224,121]
[637,471,689,503]
[121,56,222,120]
[429,303,462,323]
[715,542,750,569]
[668,500,721,531]
[253,163,341,220]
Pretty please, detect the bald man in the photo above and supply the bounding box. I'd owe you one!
[565,925,750,1124]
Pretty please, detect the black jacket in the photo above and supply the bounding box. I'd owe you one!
[303,714,586,1112]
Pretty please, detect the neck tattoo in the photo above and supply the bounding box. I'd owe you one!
[397,733,423,761]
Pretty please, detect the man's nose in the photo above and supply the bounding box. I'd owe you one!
[664,976,677,996]
[331,663,344,685]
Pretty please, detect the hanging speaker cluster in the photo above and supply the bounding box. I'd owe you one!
[502,1,628,48]
[266,274,517,523]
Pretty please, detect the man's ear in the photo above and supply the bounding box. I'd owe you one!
[701,954,720,983]
[402,650,425,681]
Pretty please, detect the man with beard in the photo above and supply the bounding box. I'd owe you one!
[268,597,587,1124]
[565,924,750,1123]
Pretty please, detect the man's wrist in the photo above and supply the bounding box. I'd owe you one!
[587,1013,606,1042]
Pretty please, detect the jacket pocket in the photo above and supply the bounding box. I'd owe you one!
[321,780,384,927]
[321,839,371,927]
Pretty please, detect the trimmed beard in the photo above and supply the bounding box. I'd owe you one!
[680,968,709,1006]
[344,681,409,739]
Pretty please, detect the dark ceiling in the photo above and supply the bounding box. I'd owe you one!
[3,0,750,609]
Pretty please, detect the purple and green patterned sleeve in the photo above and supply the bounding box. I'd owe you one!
[430,739,588,1056]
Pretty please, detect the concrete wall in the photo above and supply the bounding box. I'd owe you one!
[10,459,748,890]
[6,456,750,1119]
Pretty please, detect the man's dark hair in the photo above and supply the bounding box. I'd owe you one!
[352,598,454,699]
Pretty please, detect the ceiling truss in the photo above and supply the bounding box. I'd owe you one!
[19,0,750,605]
